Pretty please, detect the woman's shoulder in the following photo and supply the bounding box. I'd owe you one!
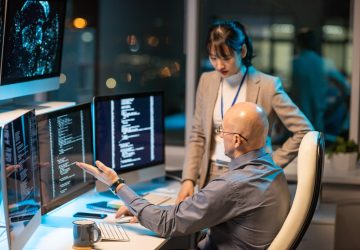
[247,67,286,98]
[197,70,220,87]
[200,70,219,80]
[249,66,279,84]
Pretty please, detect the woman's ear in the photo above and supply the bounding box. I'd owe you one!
[241,44,247,59]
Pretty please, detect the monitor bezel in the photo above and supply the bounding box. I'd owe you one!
[92,91,165,175]
[0,0,5,62]
[0,76,60,100]
[0,110,42,250]
[36,103,95,215]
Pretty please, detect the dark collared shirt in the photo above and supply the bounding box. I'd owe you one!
[117,148,290,249]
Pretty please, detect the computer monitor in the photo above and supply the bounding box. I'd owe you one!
[0,126,8,250]
[37,103,94,214]
[0,0,4,59]
[0,110,41,250]
[0,0,67,100]
[93,92,165,191]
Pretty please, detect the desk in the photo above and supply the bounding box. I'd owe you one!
[24,178,180,250]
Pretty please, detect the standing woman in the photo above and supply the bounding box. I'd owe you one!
[176,20,313,202]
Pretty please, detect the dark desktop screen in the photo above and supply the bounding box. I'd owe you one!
[37,104,94,214]
[2,110,41,236]
[94,93,165,173]
[1,0,66,84]
[0,0,4,60]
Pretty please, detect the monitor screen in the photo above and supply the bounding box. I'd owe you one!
[0,0,67,100]
[0,110,41,250]
[93,92,165,186]
[0,156,6,248]
[0,0,4,59]
[37,103,94,214]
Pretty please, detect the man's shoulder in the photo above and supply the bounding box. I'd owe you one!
[227,160,285,187]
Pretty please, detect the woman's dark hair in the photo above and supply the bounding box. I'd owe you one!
[206,20,254,67]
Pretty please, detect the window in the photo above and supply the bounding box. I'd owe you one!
[49,0,186,146]
[97,0,186,145]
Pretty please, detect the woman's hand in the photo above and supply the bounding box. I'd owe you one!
[175,180,195,204]
[115,205,138,223]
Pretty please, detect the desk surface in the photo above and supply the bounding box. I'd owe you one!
[17,157,360,250]
[24,178,180,250]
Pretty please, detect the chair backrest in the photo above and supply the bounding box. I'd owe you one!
[269,131,324,250]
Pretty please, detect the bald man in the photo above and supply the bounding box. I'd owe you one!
[77,102,290,250]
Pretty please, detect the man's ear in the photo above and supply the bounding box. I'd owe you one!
[241,44,247,59]
[233,134,241,147]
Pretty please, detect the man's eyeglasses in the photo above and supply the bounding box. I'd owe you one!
[214,126,248,142]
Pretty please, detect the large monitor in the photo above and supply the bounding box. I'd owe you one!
[0,0,67,100]
[0,110,41,250]
[93,92,165,191]
[37,103,94,214]
[0,127,9,250]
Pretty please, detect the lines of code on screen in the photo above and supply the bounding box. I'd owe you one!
[3,110,41,233]
[95,94,164,173]
[38,108,93,204]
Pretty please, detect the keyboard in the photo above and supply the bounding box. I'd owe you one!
[142,193,172,205]
[97,222,130,241]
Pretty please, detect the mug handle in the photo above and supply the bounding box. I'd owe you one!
[92,224,102,243]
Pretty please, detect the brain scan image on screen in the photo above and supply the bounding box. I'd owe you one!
[1,0,65,84]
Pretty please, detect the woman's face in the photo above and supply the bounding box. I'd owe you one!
[209,46,242,78]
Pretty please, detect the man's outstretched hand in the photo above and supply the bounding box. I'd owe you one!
[76,160,118,186]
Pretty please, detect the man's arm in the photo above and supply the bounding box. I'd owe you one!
[117,179,238,238]
[76,161,238,238]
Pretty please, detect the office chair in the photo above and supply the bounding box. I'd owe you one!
[269,131,325,250]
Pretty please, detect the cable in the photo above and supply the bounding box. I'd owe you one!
[0,228,7,242]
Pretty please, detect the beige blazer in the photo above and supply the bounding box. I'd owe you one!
[182,66,313,188]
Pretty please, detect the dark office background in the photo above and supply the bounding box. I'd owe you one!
[48,0,352,146]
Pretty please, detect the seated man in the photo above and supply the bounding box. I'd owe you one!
[76,102,290,249]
